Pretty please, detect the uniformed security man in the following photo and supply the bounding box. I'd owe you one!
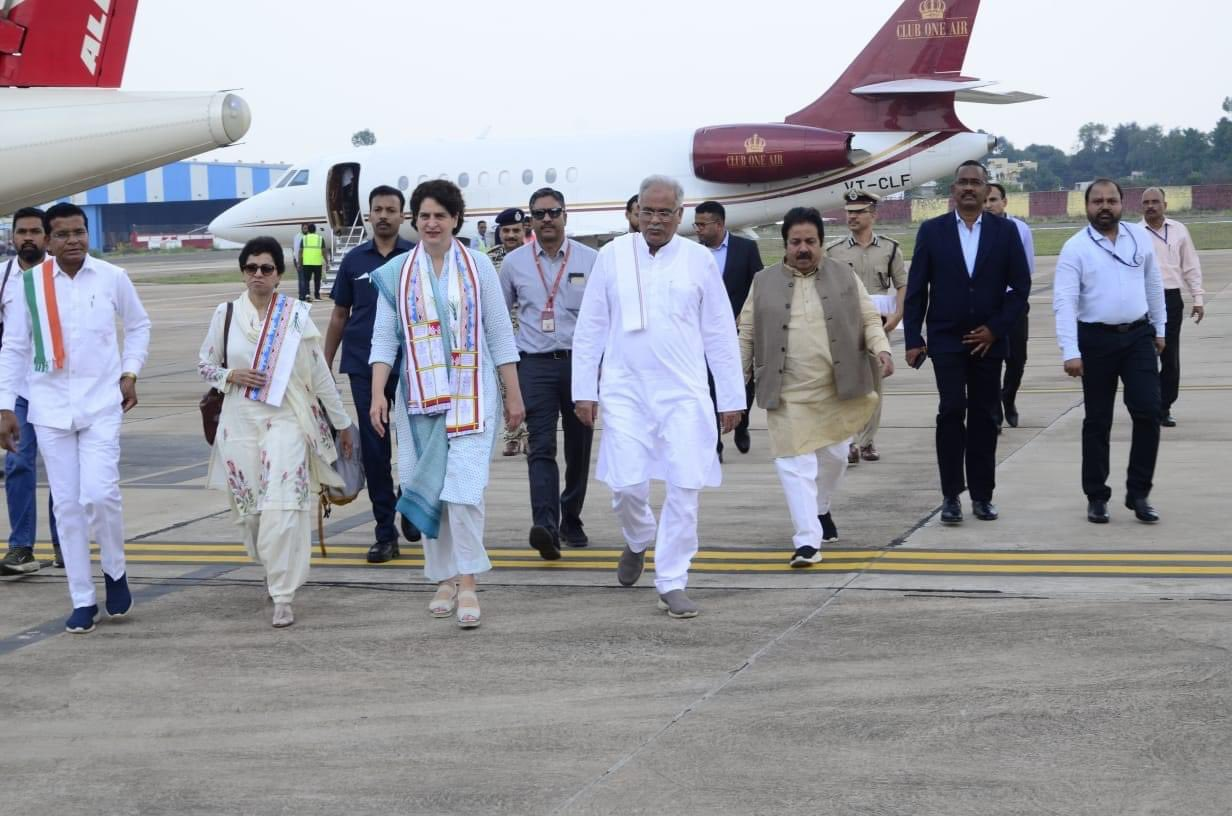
[489,207,531,456]
[297,224,329,302]
[825,191,905,464]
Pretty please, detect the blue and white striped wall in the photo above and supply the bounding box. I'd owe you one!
[58,161,289,206]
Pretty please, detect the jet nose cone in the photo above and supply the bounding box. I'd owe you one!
[209,201,244,241]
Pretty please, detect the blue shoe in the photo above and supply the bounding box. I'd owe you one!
[104,573,132,617]
[65,605,98,634]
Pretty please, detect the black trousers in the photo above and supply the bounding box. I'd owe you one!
[931,351,1003,501]
[348,372,399,543]
[1001,303,1030,410]
[299,264,322,299]
[518,353,594,535]
[1160,288,1184,413]
[1078,323,1160,502]
[708,372,754,453]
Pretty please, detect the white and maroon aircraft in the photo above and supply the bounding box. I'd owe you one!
[0,0,250,215]
[210,0,1039,249]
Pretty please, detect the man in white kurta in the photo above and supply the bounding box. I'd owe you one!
[0,205,151,634]
[572,176,744,618]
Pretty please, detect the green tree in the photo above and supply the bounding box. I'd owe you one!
[351,129,377,147]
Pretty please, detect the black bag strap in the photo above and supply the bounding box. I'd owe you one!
[221,301,233,369]
[0,259,15,311]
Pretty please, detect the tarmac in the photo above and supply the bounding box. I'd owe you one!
[0,249,1228,815]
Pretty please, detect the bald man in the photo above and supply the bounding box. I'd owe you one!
[1140,188,1204,427]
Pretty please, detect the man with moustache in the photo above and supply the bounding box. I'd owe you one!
[739,207,892,565]
[489,207,531,456]
[501,188,598,558]
[1055,179,1166,524]
[0,203,151,633]
[572,175,743,618]
[694,200,762,458]
[904,161,1030,524]
[826,191,905,463]
[984,182,1035,430]
[1139,187,1203,427]
[0,208,61,575]
[325,185,420,562]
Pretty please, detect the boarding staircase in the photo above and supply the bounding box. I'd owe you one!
[322,220,367,295]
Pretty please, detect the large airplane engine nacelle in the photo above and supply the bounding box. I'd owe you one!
[692,124,855,184]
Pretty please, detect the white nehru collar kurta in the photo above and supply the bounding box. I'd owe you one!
[572,233,743,490]
[0,255,151,429]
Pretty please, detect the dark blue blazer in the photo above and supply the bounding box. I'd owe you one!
[903,212,1030,356]
[720,233,764,317]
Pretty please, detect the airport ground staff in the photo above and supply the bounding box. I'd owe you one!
[1139,187,1203,427]
[298,224,326,301]
[501,188,597,559]
[325,185,420,563]
[0,203,151,634]
[1054,178,1165,526]
[825,191,905,464]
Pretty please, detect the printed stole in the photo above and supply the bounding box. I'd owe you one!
[244,294,308,408]
[398,240,483,438]
[22,260,65,372]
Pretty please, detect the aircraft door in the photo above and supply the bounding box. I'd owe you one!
[325,162,363,235]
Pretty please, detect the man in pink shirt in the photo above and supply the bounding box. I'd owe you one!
[1140,188,1204,427]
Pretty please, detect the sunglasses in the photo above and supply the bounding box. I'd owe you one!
[530,207,564,220]
[243,263,278,276]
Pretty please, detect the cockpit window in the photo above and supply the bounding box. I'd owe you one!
[274,168,297,188]
[287,170,310,187]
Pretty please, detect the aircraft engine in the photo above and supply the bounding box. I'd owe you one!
[692,124,855,184]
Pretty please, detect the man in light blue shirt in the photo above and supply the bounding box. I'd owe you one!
[1053,178,1165,525]
[986,182,1035,429]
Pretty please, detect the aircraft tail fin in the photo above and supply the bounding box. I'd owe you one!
[1,0,139,88]
[786,0,981,133]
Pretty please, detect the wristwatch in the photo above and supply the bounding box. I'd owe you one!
[120,372,138,382]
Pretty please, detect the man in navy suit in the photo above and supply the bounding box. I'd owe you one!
[695,201,764,457]
[904,161,1030,524]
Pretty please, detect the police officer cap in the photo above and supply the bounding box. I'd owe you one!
[843,190,880,212]
[495,208,526,227]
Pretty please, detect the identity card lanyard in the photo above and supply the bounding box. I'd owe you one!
[1086,226,1142,268]
[532,239,571,332]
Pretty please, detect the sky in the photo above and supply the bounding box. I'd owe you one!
[121,0,1228,166]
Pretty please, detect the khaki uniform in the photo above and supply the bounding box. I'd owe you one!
[825,234,905,450]
[489,243,527,448]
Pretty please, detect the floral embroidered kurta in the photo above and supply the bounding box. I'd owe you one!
[199,294,351,515]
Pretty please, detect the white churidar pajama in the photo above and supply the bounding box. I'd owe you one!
[572,233,743,594]
[773,438,851,550]
[0,257,151,610]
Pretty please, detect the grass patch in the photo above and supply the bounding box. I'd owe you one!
[133,271,242,285]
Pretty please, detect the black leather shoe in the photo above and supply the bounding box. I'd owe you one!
[940,497,963,524]
[1160,414,1177,427]
[367,539,399,563]
[972,500,998,521]
[1125,496,1160,524]
[1004,403,1019,428]
[1087,499,1110,524]
[559,525,589,548]
[529,526,562,560]
[400,515,422,542]
[734,426,751,454]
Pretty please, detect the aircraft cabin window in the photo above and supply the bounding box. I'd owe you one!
[479,171,490,187]
[288,169,310,187]
[566,167,578,183]
[275,168,297,188]
[545,168,557,184]
[397,175,409,191]
[499,171,510,186]
[522,169,533,185]
[458,172,470,188]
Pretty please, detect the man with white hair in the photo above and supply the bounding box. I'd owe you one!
[572,175,744,618]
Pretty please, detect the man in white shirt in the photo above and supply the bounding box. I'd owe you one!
[0,203,152,633]
[1139,187,1204,427]
[572,175,744,619]
[1053,179,1165,526]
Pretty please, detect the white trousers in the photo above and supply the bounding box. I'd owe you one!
[35,412,125,609]
[422,500,489,583]
[774,438,850,550]
[240,509,311,604]
[611,481,700,594]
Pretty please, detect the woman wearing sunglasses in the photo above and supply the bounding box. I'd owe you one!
[368,180,524,630]
[198,236,354,628]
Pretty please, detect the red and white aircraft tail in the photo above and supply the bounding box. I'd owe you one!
[1,0,138,87]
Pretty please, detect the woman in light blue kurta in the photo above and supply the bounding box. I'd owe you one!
[369,180,523,629]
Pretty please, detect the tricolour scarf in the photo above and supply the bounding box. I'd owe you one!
[22,260,65,372]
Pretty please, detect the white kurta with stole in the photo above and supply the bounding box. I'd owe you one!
[572,233,743,592]
[199,294,350,603]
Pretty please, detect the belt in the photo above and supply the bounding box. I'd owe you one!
[520,350,571,359]
[1079,316,1149,334]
